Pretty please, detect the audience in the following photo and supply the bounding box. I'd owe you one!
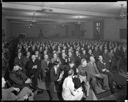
[62,69,84,100]
[2,38,127,101]
[2,77,34,100]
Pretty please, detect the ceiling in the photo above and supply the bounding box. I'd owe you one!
[2,2,127,23]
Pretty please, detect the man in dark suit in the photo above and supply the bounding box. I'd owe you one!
[14,52,25,73]
[87,56,109,94]
[102,49,111,70]
[49,61,63,100]
[40,54,50,80]
[74,50,81,68]
[27,55,40,90]
[2,77,34,100]
[97,55,121,93]
[9,65,32,89]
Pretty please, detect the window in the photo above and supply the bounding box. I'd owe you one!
[96,22,101,33]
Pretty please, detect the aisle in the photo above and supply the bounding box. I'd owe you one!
[34,72,127,101]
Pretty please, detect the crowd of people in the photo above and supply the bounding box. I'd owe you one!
[2,38,127,100]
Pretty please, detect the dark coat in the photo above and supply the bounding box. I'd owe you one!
[27,59,40,78]
[50,67,60,83]
[97,61,106,73]
[9,70,28,88]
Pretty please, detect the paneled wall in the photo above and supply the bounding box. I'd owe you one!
[104,18,127,41]
[2,15,127,41]
[7,20,94,39]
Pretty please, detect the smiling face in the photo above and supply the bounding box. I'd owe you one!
[82,60,87,67]
[32,55,36,61]
[13,65,20,71]
[53,53,57,59]
[98,55,103,61]
[44,54,48,60]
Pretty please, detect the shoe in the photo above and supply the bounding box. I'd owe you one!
[116,85,123,89]
[81,97,86,100]
[95,87,105,94]
[37,90,44,94]
[34,90,38,95]
[103,87,110,91]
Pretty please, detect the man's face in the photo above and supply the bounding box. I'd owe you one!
[35,51,39,55]
[82,60,87,67]
[13,65,20,71]
[90,57,95,63]
[68,52,72,57]
[44,55,48,59]
[18,52,22,57]
[27,52,30,57]
[32,55,36,61]
[69,63,74,68]
[83,50,86,54]
[98,56,103,61]
[53,54,57,59]
[104,49,108,53]
[57,64,59,68]
[62,53,65,57]
[88,50,92,54]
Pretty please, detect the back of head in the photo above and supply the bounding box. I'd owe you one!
[90,56,95,63]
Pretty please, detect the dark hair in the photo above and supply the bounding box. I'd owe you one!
[68,69,74,75]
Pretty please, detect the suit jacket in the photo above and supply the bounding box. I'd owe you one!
[86,62,100,81]
[74,55,81,68]
[97,61,106,73]
[50,67,60,82]
[78,65,88,76]
[27,59,40,78]
[14,57,24,68]
[41,59,50,78]
[9,70,28,88]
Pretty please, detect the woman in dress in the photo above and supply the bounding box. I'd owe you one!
[62,69,84,100]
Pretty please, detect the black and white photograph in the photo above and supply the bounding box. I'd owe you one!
[2,1,127,101]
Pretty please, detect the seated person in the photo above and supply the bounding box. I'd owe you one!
[27,55,41,91]
[87,56,110,94]
[77,59,90,97]
[14,52,25,73]
[62,69,84,100]
[9,65,32,89]
[97,55,123,93]
[2,77,34,101]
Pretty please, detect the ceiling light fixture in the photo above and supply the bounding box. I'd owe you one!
[120,4,126,18]
[72,15,87,19]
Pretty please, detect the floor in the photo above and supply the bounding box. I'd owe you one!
[34,71,127,101]
[33,86,127,101]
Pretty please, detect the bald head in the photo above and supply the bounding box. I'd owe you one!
[32,55,36,61]
[90,56,95,63]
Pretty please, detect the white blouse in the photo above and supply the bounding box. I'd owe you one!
[62,76,83,100]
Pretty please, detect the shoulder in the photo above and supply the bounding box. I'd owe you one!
[78,65,81,69]
[87,62,91,66]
